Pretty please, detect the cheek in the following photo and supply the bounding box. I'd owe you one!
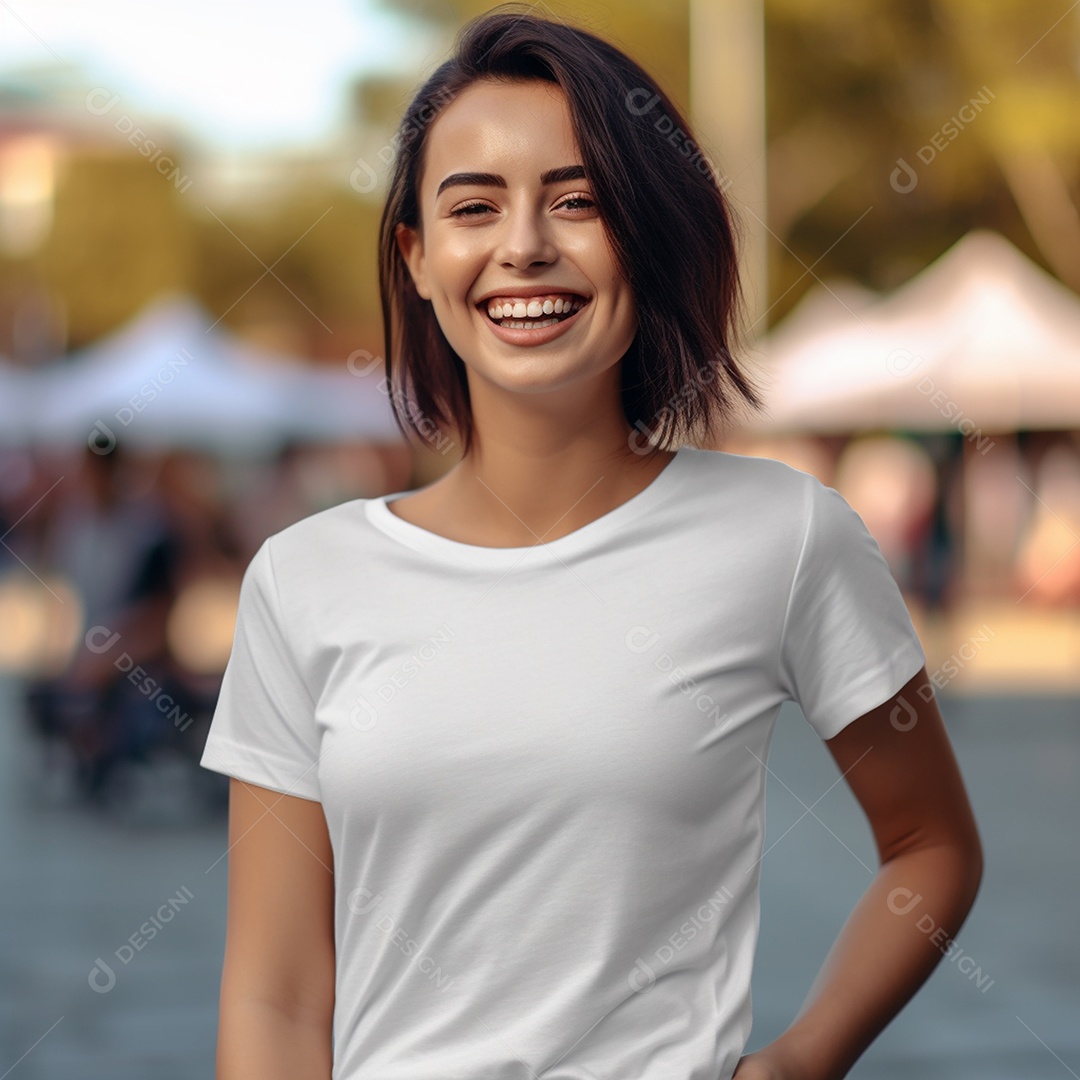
[429,234,485,293]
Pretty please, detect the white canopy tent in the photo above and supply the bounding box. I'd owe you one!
[31,293,402,453]
[746,230,1080,435]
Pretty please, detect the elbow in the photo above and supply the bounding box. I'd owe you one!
[962,822,985,908]
[882,818,985,913]
[938,818,985,915]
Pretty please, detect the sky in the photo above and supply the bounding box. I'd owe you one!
[0,0,447,153]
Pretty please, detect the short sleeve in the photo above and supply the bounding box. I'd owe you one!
[778,476,926,740]
[199,538,322,801]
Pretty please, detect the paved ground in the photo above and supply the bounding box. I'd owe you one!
[1,673,1076,1079]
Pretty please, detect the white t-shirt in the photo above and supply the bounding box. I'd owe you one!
[200,445,926,1080]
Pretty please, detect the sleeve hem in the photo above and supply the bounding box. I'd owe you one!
[807,638,927,741]
[199,732,322,802]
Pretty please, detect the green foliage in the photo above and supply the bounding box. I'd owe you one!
[9,0,1077,351]
[764,0,1080,312]
[34,153,194,346]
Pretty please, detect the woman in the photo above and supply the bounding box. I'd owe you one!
[200,7,983,1078]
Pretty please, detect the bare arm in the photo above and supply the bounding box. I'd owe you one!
[215,778,336,1079]
[735,666,984,1080]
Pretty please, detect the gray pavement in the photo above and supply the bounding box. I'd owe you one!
[1,673,1077,1078]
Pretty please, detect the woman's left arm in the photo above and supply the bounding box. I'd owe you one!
[734,665,984,1080]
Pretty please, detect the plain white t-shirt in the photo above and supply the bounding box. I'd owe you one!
[200,444,926,1080]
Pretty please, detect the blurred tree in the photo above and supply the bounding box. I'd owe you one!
[33,152,195,346]
[348,73,430,131]
[190,182,384,361]
[378,0,690,112]
[764,0,1080,316]
[13,0,1078,353]
[937,0,1080,289]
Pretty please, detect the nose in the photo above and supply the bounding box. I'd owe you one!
[492,200,558,268]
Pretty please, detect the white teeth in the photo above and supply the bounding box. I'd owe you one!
[498,317,560,329]
[486,296,584,319]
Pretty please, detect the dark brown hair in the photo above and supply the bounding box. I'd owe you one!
[377,2,767,456]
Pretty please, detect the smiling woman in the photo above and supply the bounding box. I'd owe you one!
[200,6,983,1080]
[378,10,768,464]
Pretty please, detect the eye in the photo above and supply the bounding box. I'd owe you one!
[556,195,596,212]
[449,199,490,217]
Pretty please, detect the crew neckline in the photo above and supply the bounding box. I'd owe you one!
[364,445,694,569]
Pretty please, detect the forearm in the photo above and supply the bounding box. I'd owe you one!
[217,997,333,1079]
[764,839,983,1080]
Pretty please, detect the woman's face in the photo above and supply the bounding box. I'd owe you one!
[396,78,637,399]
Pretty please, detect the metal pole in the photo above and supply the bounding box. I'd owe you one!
[689,0,768,340]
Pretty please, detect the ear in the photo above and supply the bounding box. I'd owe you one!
[395,221,431,301]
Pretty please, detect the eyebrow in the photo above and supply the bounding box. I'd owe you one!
[435,164,587,200]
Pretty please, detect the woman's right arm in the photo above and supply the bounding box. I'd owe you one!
[216,778,336,1078]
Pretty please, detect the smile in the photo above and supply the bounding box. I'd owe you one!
[476,294,591,346]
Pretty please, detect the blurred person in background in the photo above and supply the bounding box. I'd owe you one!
[23,443,166,800]
[1015,434,1080,604]
[832,435,939,596]
[89,449,245,805]
[23,445,242,806]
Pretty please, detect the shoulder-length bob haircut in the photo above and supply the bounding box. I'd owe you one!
[377,3,768,457]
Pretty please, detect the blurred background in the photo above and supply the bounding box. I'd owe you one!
[0,0,1077,1076]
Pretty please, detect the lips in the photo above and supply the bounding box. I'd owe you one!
[478,295,590,346]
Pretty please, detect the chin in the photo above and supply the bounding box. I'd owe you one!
[474,352,609,396]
